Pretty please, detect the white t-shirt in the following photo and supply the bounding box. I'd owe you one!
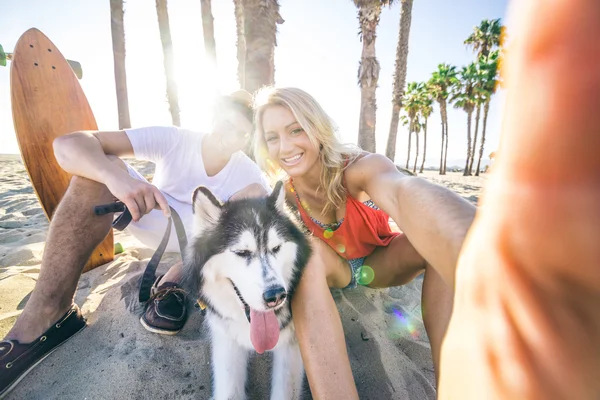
[121,126,270,251]
[125,126,269,204]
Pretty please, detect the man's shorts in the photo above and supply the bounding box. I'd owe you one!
[122,163,193,253]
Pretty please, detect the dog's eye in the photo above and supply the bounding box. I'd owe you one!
[233,250,252,258]
[271,245,282,254]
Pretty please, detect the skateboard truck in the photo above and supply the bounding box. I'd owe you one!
[0,43,83,79]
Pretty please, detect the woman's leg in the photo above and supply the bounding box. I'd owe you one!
[365,234,454,376]
[291,238,359,400]
[294,234,439,399]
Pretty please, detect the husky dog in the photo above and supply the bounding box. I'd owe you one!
[181,181,311,400]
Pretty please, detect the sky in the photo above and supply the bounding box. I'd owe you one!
[0,0,509,168]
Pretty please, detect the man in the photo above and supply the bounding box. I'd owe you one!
[0,90,269,397]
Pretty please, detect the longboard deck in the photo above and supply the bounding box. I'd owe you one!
[10,28,113,272]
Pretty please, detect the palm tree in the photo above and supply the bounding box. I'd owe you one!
[155,0,181,126]
[464,18,504,60]
[452,63,478,176]
[234,0,284,94]
[466,62,489,175]
[385,0,414,162]
[465,18,504,176]
[200,0,216,65]
[428,63,458,175]
[475,50,500,176]
[418,85,434,173]
[353,0,395,152]
[109,0,131,129]
[402,82,421,169]
[401,114,421,172]
[411,116,422,173]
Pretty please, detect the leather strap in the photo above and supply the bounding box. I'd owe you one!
[94,201,188,303]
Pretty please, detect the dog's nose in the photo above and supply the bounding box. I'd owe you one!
[263,286,287,308]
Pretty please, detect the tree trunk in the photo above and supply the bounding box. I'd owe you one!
[386,104,401,162]
[110,0,131,129]
[356,3,382,153]
[420,119,427,173]
[155,0,181,126]
[200,0,216,64]
[438,99,446,174]
[240,0,284,94]
[405,123,412,169]
[385,0,413,160]
[438,114,444,174]
[413,129,419,173]
[233,0,246,88]
[463,110,472,176]
[475,100,490,176]
[442,103,450,174]
[468,103,481,175]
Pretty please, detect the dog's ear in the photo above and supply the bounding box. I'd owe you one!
[192,186,223,234]
[268,180,286,213]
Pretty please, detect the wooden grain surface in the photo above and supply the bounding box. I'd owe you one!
[10,28,113,272]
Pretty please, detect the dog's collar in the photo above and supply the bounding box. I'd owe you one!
[230,280,251,323]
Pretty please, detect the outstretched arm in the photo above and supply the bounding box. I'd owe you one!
[349,154,476,287]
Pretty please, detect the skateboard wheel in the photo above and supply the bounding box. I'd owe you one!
[114,242,124,254]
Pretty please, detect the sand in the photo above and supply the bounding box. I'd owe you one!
[0,154,485,399]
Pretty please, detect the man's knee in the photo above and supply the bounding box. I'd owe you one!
[231,183,268,200]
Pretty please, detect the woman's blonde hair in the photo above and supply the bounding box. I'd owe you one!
[253,87,361,214]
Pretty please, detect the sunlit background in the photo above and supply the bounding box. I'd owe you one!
[0,0,508,168]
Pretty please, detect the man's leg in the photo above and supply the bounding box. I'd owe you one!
[4,159,123,343]
[440,0,600,398]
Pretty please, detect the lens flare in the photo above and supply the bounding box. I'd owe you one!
[266,158,279,175]
[357,265,375,285]
[391,308,419,339]
[336,244,346,254]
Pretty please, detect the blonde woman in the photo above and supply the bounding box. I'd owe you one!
[253,86,475,398]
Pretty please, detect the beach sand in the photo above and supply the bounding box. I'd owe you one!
[0,154,486,399]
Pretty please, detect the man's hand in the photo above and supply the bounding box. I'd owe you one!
[105,172,170,221]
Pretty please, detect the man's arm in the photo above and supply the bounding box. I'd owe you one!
[350,154,476,288]
[53,130,170,220]
[53,130,133,186]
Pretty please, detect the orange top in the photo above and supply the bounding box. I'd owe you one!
[290,176,399,260]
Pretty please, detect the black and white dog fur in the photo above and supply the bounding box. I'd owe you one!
[181,181,311,400]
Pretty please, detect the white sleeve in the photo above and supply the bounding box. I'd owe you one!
[124,126,181,162]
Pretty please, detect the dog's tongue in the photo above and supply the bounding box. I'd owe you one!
[250,309,279,354]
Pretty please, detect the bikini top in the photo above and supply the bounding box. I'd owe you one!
[289,171,398,260]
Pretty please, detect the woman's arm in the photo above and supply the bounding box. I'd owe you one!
[347,153,476,287]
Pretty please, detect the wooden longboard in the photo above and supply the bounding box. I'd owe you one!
[10,28,113,272]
